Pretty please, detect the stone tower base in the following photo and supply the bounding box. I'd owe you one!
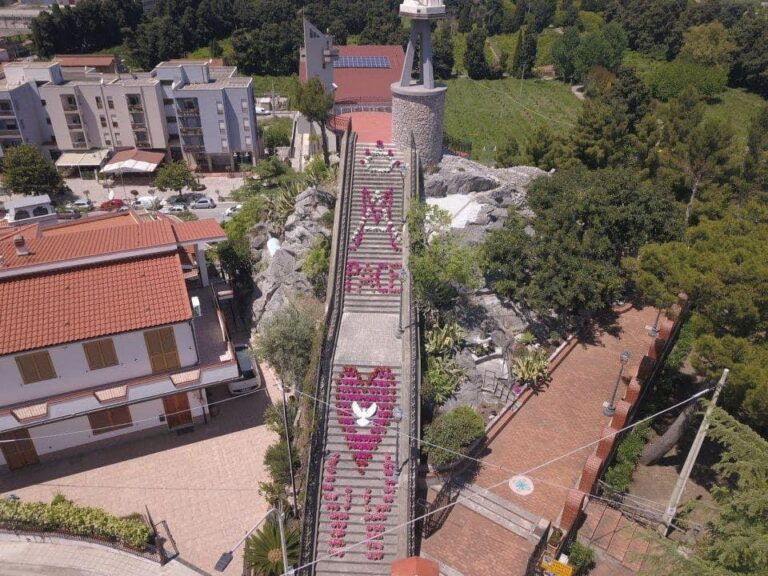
[391,83,447,167]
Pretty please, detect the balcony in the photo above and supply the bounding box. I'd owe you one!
[62,102,79,112]
[0,108,15,118]
[180,126,202,135]
[135,139,150,148]
[127,103,144,112]
[0,129,21,137]
[72,141,88,149]
[131,122,147,130]
[67,124,84,131]
[184,144,205,152]
[176,107,200,117]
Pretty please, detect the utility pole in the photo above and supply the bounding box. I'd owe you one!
[281,383,299,514]
[277,501,290,575]
[659,368,729,536]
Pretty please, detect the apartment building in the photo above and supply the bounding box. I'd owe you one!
[0,59,258,171]
[0,62,55,159]
[0,211,241,471]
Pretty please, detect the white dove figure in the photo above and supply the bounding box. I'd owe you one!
[352,401,378,427]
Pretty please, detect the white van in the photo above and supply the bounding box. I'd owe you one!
[131,196,159,209]
[228,344,263,395]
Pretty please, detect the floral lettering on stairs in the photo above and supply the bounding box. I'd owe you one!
[350,187,402,253]
[344,261,403,295]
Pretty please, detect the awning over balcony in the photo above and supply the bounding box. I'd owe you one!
[55,149,110,168]
[102,149,165,174]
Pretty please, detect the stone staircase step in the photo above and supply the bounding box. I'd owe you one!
[314,559,395,575]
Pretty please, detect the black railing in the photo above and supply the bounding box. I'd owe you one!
[298,121,357,576]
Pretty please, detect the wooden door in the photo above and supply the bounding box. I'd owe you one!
[0,429,39,470]
[162,393,193,430]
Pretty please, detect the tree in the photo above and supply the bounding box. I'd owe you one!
[729,10,768,97]
[126,15,184,69]
[216,237,253,287]
[618,0,687,59]
[263,439,299,487]
[495,135,528,167]
[528,0,557,33]
[649,59,728,101]
[154,161,196,201]
[423,406,485,467]
[510,27,538,79]
[464,26,492,80]
[255,301,320,389]
[743,105,768,197]
[244,516,300,576]
[295,77,334,165]
[432,25,455,80]
[573,23,627,81]
[551,26,580,82]
[570,96,630,169]
[679,21,736,67]
[610,66,652,131]
[3,144,63,196]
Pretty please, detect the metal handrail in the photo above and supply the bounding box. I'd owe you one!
[298,121,357,575]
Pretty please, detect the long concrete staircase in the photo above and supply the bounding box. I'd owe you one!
[312,142,409,576]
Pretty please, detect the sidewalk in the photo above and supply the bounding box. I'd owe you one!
[0,534,206,576]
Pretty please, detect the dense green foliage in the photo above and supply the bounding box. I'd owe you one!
[264,439,300,487]
[264,399,298,440]
[295,78,334,164]
[604,422,651,492]
[3,144,64,197]
[0,496,152,550]
[301,236,330,298]
[649,60,728,101]
[423,406,486,467]
[510,27,537,80]
[244,516,300,576]
[255,301,319,389]
[154,161,196,197]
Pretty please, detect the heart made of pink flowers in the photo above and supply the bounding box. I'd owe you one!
[335,366,396,475]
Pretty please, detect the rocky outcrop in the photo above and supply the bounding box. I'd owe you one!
[250,187,334,332]
[425,154,547,207]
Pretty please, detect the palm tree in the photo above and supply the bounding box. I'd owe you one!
[244,516,300,576]
[512,348,550,390]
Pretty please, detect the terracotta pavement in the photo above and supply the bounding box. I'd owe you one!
[422,306,660,576]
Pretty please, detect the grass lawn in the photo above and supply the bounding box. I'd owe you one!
[444,77,582,163]
[488,33,518,65]
[187,38,236,62]
[535,28,560,67]
[250,75,299,99]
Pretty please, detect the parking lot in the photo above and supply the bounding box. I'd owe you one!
[0,365,284,575]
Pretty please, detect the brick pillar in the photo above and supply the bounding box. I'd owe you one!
[578,454,603,494]
[561,489,585,533]
[625,377,642,406]
[610,400,632,430]
[637,356,655,380]
[596,427,618,460]
[659,317,674,342]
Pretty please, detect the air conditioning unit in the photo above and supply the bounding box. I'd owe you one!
[191,296,201,317]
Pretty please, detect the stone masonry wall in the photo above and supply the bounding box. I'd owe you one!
[391,88,446,167]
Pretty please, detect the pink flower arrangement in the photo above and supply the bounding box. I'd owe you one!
[344,261,403,295]
[376,139,384,147]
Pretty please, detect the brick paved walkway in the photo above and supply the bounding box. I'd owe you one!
[0,534,203,576]
[0,363,283,576]
[422,306,659,576]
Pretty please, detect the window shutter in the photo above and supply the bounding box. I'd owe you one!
[88,406,132,435]
[159,328,180,370]
[15,352,56,384]
[144,330,165,373]
[99,339,118,367]
[88,411,111,434]
[35,352,56,381]
[15,355,38,384]
[83,341,104,370]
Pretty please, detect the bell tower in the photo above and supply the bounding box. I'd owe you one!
[391,0,447,166]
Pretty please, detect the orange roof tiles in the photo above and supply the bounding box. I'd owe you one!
[0,218,176,270]
[42,211,141,236]
[0,254,192,355]
[170,219,227,243]
[54,54,118,68]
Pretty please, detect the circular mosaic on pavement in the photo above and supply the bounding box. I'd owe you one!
[509,475,535,496]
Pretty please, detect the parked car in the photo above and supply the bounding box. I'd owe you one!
[65,198,94,211]
[161,203,188,214]
[254,106,269,115]
[57,210,82,220]
[131,196,160,210]
[224,204,243,217]
[99,199,126,211]
[228,344,262,395]
[191,196,216,209]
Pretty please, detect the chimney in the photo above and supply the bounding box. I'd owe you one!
[14,234,29,256]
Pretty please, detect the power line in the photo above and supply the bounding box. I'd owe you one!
[284,387,713,575]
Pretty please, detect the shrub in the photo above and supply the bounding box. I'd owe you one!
[263,439,299,486]
[424,406,485,467]
[422,356,466,406]
[244,516,300,576]
[568,541,595,572]
[264,400,298,440]
[649,60,728,101]
[302,236,330,298]
[604,422,651,492]
[0,497,152,550]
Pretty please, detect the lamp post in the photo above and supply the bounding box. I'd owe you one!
[393,404,403,478]
[648,308,663,337]
[396,268,408,339]
[215,505,289,572]
[603,351,631,417]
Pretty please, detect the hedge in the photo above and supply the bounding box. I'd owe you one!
[604,422,651,492]
[649,60,728,101]
[424,406,485,468]
[0,496,152,550]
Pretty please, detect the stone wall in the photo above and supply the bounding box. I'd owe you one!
[391,85,446,167]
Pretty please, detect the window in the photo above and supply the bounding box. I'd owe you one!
[83,338,118,371]
[144,327,180,373]
[216,101,223,114]
[163,98,174,105]
[166,116,177,123]
[243,119,250,130]
[95,96,103,109]
[32,206,48,216]
[221,138,228,150]
[88,406,132,435]
[241,99,248,112]
[100,115,107,128]
[106,96,114,110]
[218,119,226,133]
[15,351,56,384]
[111,115,118,128]
[115,133,122,146]
[245,135,252,146]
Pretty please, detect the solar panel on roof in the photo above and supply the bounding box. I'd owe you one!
[333,55,391,69]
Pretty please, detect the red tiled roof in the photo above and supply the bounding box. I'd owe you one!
[170,219,227,243]
[42,211,141,236]
[0,254,192,355]
[0,219,177,270]
[54,54,117,68]
[334,45,404,104]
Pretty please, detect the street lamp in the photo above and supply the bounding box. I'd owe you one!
[648,308,663,337]
[393,404,403,478]
[603,351,631,416]
[215,504,291,573]
[281,383,299,514]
